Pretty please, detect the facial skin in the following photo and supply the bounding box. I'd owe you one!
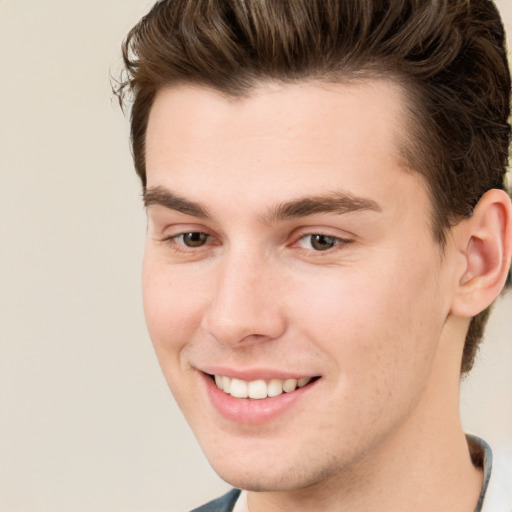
[143,81,485,511]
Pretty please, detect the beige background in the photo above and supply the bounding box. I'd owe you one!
[0,1,511,510]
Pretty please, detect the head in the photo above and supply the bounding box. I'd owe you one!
[117,0,511,375]
[116,0,512,495]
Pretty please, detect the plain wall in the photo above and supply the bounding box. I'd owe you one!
[0,1,511,510]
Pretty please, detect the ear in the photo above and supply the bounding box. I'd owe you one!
[450,189,512,318]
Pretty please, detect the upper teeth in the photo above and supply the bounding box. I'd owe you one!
[214,375,311,399]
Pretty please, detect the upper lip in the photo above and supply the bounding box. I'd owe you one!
[200,366,318,381]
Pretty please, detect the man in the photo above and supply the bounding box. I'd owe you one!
[116,1,512,510]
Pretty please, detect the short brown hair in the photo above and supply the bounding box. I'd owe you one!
[115,0,511,374]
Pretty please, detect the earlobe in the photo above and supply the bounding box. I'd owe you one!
[451,189,512,318]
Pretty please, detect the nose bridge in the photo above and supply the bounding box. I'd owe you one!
[202,245,285,345]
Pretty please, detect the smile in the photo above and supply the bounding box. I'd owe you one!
[214,375,313,399]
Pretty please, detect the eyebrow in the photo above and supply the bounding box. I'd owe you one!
[143,186,382,222]
[265,192,382,223]
[143,186,211,219]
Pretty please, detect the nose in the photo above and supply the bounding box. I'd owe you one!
[201,249,287,346]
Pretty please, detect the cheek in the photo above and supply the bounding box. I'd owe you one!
[141,257,215,417]
[141,256,208,360]
[290,256,443,383]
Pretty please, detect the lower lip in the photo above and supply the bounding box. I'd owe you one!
[202,373,318,425]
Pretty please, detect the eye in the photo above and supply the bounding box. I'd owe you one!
[298,234,342,251]
[175,232,209,247]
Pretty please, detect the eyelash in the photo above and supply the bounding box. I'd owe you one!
[295,233,350,252]
[162,231,352,255]
[161,232,214,253]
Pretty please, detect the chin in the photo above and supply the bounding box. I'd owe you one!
[213,465,305,492]
[200,442,296,491]
[203,441,343,493]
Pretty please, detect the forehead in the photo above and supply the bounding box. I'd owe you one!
[146,80,409,165]
[145,80,427,222]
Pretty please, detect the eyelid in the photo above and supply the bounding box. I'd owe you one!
[290,226,354,243]
[156,221,213,238]
[148,211,213,235]
[157,224,219,255]
[170,232,210,246]
[288,228,355,255]
[162,229,212,243]
[298,233,340,247]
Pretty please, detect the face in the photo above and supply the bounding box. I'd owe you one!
[143,81,460,492]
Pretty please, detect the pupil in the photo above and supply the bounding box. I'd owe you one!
[184,232,207,247]
[311,234,335,251]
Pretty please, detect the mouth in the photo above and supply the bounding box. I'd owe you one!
[202,371,321,424]
[211,374,318,399]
